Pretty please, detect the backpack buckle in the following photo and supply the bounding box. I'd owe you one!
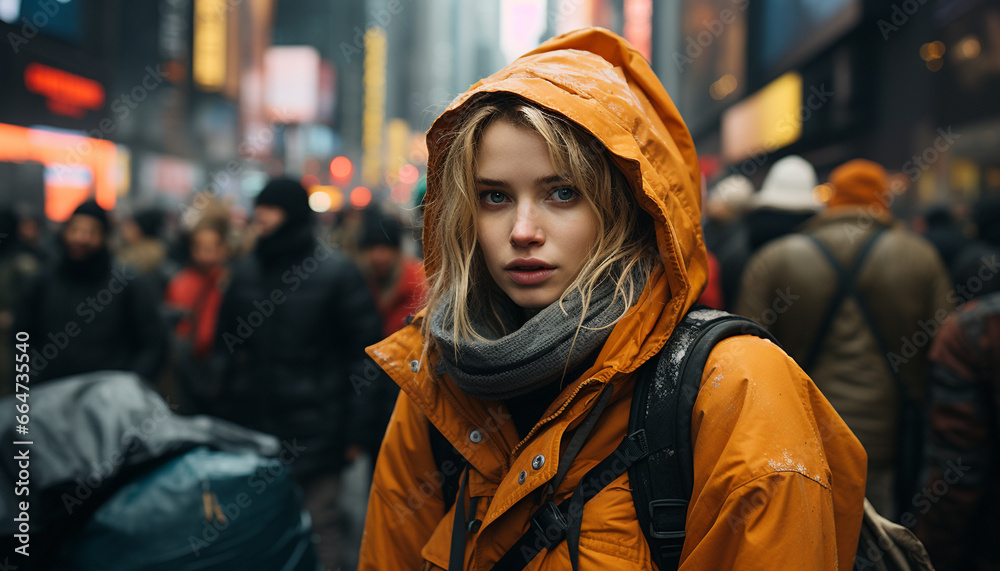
[648,499,688,541]
[530,501,569,550]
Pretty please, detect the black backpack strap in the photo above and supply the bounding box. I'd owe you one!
[803,228,887,373]
[629,307,779,571]
[488,307,778,571]
[428,422,466,512]
[490,429,650,571]
[806,229,924,514]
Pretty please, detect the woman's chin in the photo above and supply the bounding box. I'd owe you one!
[504,288,560,313]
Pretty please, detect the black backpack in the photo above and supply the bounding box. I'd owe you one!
[430,307,934,571]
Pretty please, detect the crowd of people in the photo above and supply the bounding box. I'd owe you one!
[2,140,997,571]
[702,154,1000,571]
[2,28,998,571]
[0,178,425,570]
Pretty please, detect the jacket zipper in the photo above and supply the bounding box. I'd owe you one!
[509,376,607,461]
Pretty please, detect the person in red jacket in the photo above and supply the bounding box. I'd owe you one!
[165,221,229,360]
[359,214,427,338]
[698,250,724,309]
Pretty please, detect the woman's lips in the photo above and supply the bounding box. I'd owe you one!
[505,267,556,285]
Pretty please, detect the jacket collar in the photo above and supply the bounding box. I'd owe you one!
[366,265,673,483]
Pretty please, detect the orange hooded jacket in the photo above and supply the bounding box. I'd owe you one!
[359,28,867,570]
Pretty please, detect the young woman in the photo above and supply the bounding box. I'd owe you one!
[359,28,867,570]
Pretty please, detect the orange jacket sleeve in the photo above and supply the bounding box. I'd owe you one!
[359,390,448,570]
[682,336,867,570]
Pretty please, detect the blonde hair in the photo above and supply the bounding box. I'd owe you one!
[422,94,657,351]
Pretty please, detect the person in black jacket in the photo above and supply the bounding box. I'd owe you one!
[210,178,382,569]
[14,200,167,383]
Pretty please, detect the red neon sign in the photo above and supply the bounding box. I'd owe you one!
[24,63,106,118]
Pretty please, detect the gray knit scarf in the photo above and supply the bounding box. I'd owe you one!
[430,267,643,400]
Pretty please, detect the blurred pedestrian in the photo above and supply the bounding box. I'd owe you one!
[703,173,753,310]
[0,208,41,395]
[164,219,230,411]
[737,159,954,518]
[697,250,725,309]
[329,208,364,264]
[916,292,1000,571]
[745,154,821,252]
[950,194,1000,301]
[359,213,427,338]
[14,206,53,264]
[359,29,866,570]
[343,212,427,569]
[917,203,971,274]
[210,177,381,569]
[14,200,168,383]
[118,208,169,277]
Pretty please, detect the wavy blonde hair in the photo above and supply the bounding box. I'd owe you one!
[422,94,657,351]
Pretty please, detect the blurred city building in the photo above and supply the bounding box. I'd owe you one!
[660,0,1000,212]
[1,0,996,222]
[0,0,273,219]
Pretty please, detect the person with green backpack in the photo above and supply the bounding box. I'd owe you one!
[359,29,869,570]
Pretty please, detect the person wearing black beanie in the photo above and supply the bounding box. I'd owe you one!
[70,200,110,232]
[252,178,315,264]
[212,177,382,569]
[13,198,168,383]
[62,200,112,280]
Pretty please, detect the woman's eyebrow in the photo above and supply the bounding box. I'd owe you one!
[537,174,569,185]
[474,177,509,187]
[474,175,569,187]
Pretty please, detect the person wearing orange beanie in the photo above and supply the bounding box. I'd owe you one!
[827,158,893,214]
[738,157,954,518]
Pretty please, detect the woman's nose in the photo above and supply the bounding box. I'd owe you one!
[509,205,545,247]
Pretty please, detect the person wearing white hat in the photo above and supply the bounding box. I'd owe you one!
[746,155,821,252]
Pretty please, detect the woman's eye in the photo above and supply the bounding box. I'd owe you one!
[482,191,506,204]
[552,187,576,201]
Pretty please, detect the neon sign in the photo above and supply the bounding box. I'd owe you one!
[24,63,105,118]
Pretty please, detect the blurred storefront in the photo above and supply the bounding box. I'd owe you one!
[0,0,119,219]
[0,0,275,220]
[660,0,1000,210]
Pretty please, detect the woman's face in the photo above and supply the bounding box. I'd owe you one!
[475,121,599,310]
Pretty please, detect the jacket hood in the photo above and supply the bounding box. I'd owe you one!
[423,28,707,366]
